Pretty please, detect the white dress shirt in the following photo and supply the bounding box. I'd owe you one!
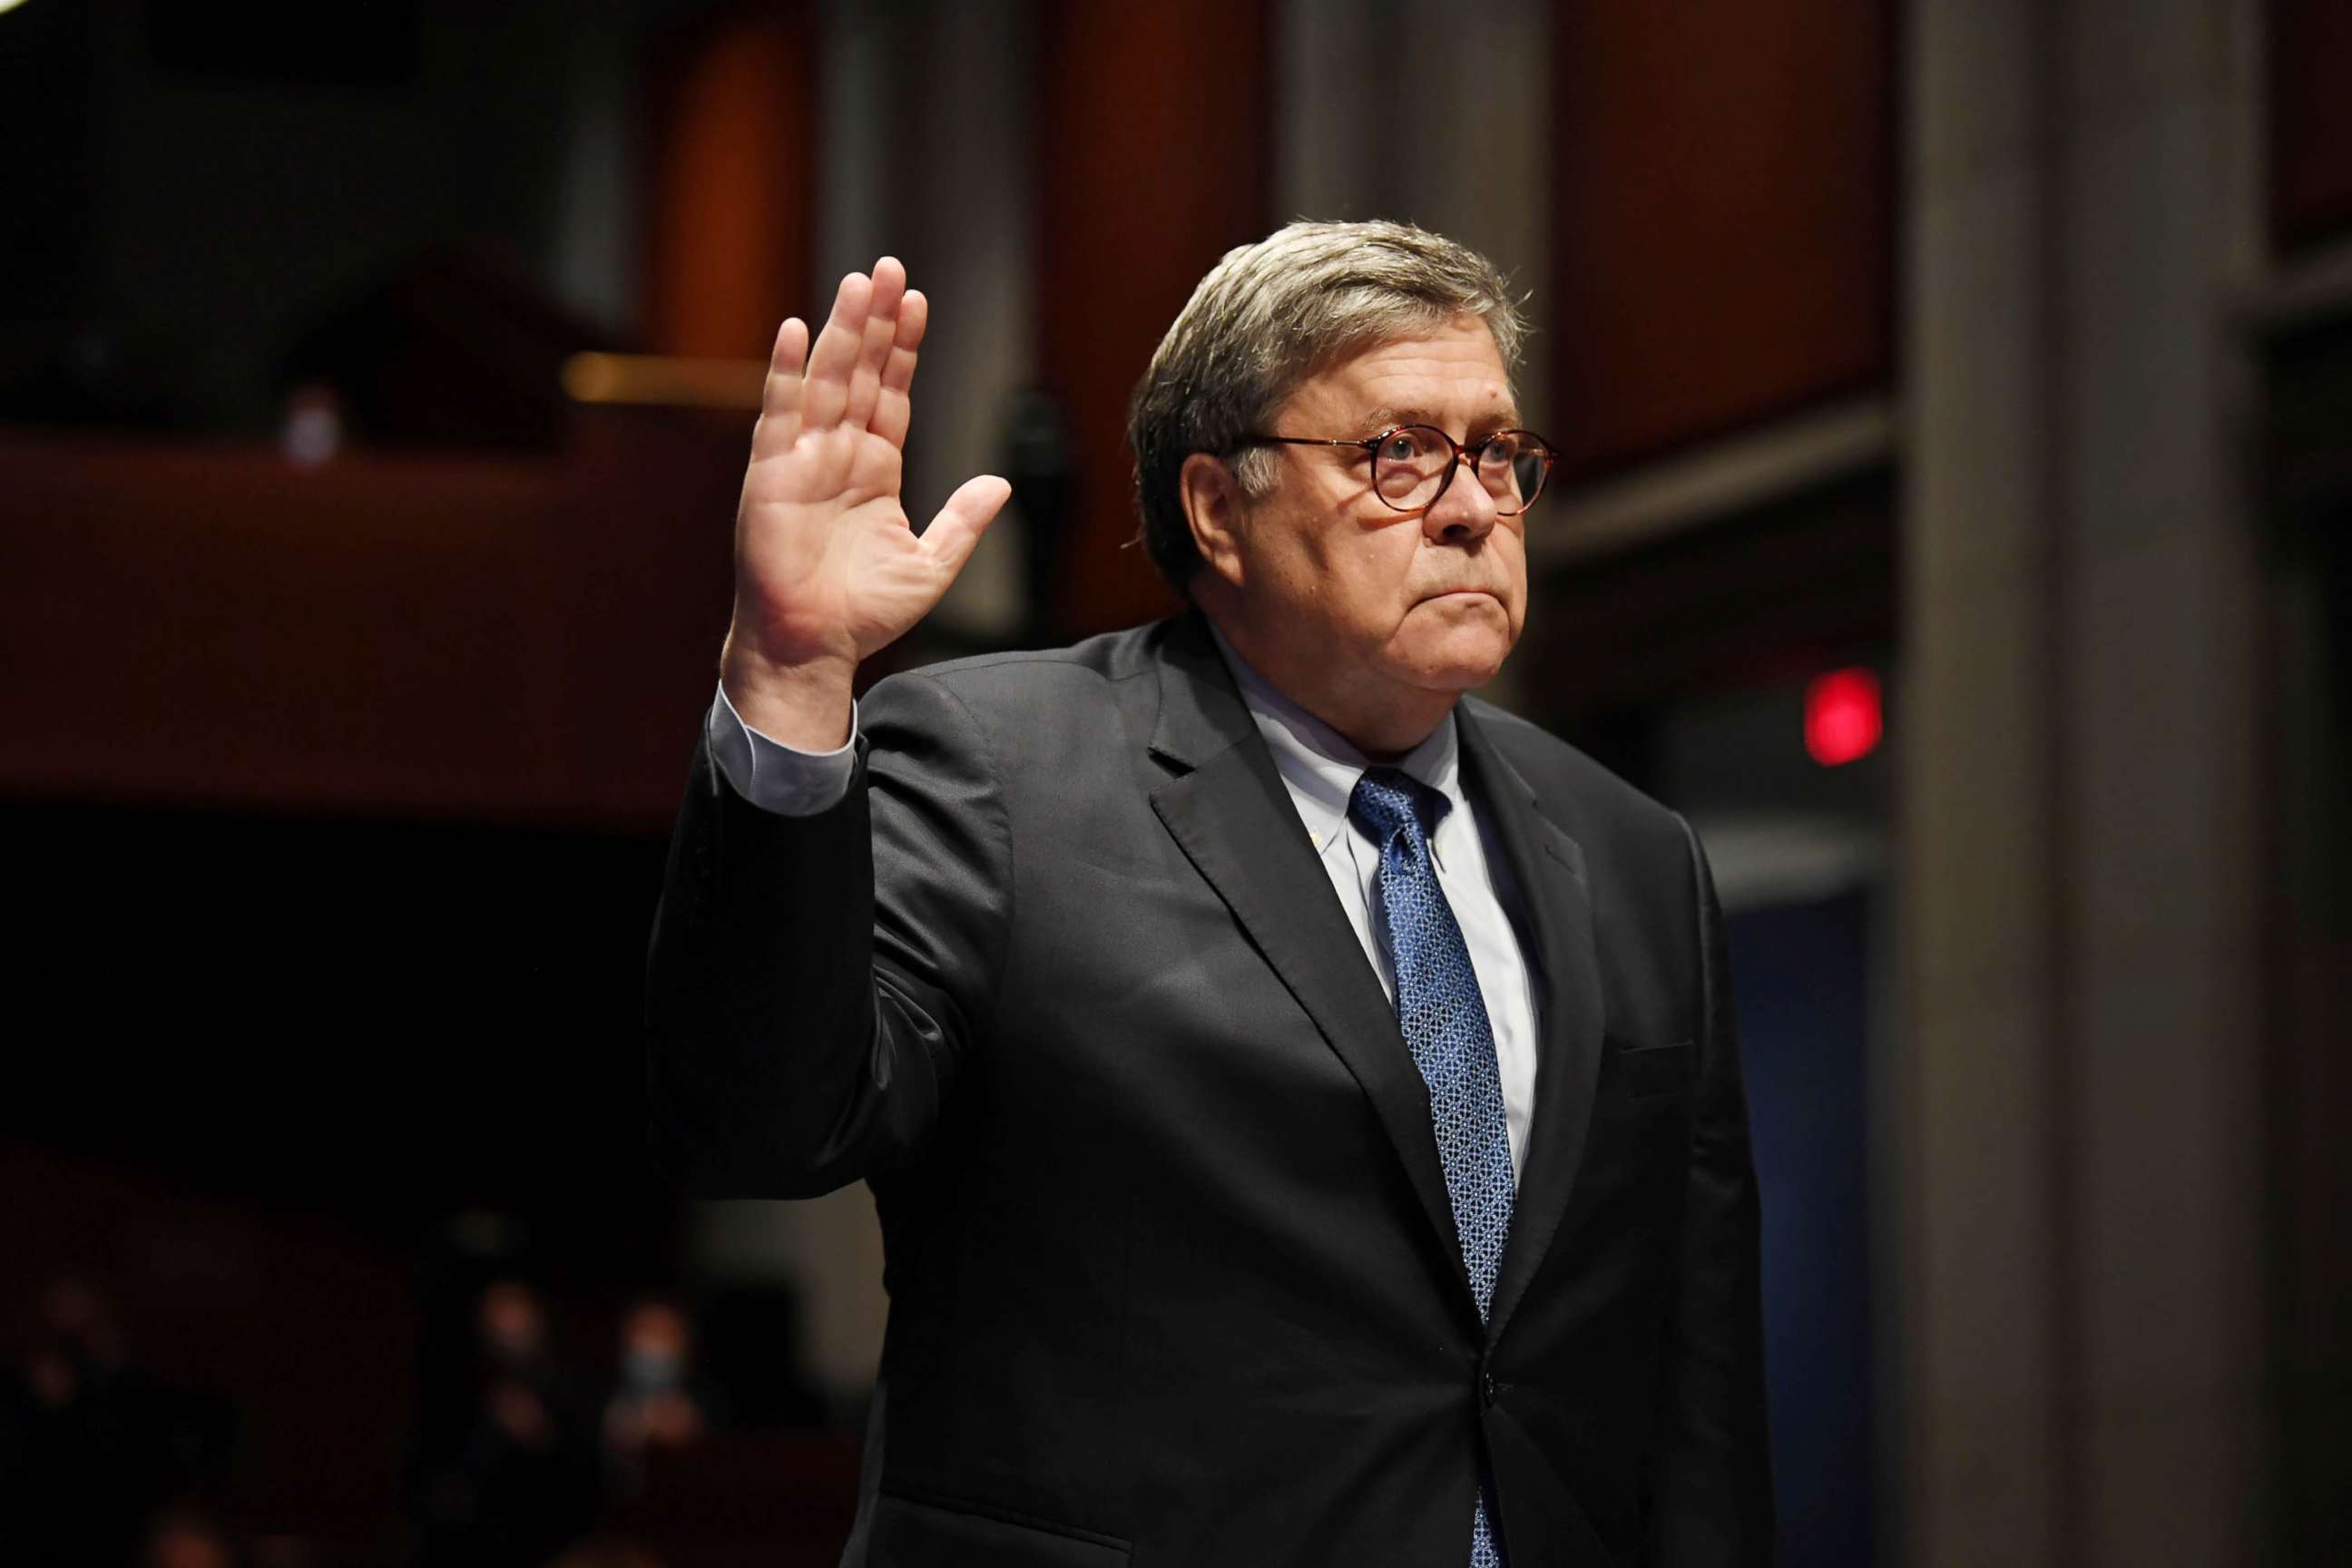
[1200,629,1540,1177]
[707,636,1542,1179]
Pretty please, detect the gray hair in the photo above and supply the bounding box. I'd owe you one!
[1125,219,1527,592]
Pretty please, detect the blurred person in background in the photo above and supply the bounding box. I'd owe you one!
[598,1299,714,1494]
[648,220,1769,1565]
[1,1279,225,1566]
[476,1281,554,1387]
[403,1281,601,1568]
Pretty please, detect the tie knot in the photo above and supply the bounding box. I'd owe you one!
[1348,767,1445,847]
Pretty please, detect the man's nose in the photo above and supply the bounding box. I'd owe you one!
[1424,453,1501,543]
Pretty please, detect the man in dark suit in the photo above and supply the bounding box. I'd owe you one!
[646,220,1770,1566]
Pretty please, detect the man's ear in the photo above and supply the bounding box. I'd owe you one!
[1179,452,1248,588]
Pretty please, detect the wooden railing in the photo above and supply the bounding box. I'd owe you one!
[0,406,755,829]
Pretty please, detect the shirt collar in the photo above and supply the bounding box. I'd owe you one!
[1205,622,1465,858]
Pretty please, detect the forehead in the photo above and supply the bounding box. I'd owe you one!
[1279,318,1515,426]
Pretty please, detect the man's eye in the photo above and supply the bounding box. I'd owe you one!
[1380,434,1421,463]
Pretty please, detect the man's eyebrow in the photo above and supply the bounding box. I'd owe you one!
[1357,405,1525,436]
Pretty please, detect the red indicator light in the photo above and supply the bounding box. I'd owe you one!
[1805,668,1882,767]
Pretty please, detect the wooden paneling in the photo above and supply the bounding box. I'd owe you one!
[2270,0,2352,254]
[642,5,817,358]
[0,414,744,827]
[1551,0,1894,483]
[1034,0,1269,635]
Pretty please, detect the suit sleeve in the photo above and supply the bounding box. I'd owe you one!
[1644,816,1775,1565]
[643,671,1013,1197]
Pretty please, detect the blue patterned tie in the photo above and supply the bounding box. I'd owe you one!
[1349,767,1514,1568]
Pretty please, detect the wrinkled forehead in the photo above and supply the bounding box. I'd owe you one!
[1270,318,1521,430]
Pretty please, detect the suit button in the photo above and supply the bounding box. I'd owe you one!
[1481,1372,1498,1409]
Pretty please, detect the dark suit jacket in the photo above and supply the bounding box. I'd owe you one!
[646,612,1770,1567]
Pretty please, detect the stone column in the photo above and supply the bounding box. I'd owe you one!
[1899,2,2068,1557]
[2045,0,2263,1559]
[1898,0,2263,1562]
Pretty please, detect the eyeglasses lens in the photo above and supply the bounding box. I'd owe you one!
[1372,426,1548,514]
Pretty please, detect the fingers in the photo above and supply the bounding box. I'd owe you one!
[799,269,873,432]
[841,257,906,434]
[918,475,1013,581]
[750,317,809,460]
[799,258,918,439]
[869,289,927,449]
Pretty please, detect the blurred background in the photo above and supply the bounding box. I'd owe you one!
[1,0,2346,1563]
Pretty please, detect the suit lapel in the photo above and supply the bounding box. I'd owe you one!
[1455,705,1606,1346]
[1144,616,1473,1296]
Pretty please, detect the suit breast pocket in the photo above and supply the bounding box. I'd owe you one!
[870,1490,1132,1568]
[1612,1036,1695,1100]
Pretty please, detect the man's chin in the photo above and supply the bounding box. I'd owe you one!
[1393,630,1514,693]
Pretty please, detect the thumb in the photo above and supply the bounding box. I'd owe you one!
[919,475,1013,581]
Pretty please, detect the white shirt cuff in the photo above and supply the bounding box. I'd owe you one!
[707,683,859,816]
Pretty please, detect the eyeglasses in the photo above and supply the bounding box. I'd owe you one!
[1239,424,1558,516]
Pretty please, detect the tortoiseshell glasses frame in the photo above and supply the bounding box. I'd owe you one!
[1237,424,1559,516]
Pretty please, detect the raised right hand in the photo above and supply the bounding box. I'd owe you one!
[720,257,1010,748]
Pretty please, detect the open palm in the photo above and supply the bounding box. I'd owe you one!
[722,258,1008,738]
